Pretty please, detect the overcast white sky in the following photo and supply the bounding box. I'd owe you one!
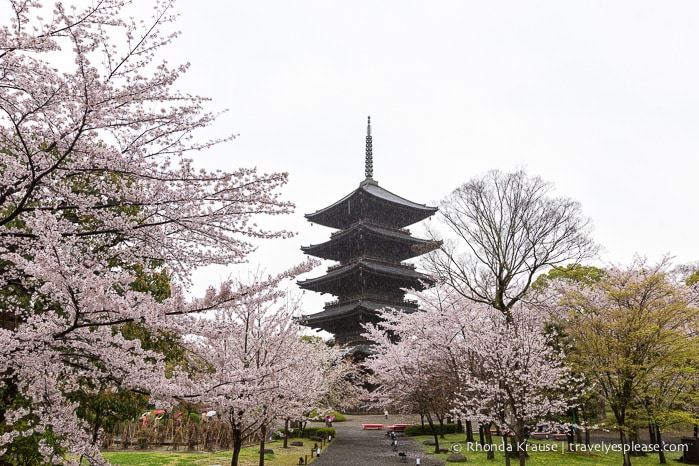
[155,1,699,308]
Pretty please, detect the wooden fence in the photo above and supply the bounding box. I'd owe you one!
[102,418,260,451]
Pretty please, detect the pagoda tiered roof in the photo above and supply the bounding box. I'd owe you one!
[297,257,433,296]
[301,220,441,262]
[299,300,417,335]
[305,180,438,230]
[297,117,438,348]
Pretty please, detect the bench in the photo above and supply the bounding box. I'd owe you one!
[362,424,384,430]
[388,424,409,433]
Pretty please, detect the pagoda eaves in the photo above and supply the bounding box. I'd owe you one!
[305,180,437,230]
[297,258,433,296]
[301,220,441,262]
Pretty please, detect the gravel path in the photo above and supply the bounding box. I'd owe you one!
[307,414,445,466]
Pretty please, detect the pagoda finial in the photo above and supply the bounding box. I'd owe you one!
[365,115,374,180]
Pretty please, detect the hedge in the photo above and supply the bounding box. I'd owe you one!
[315,427,336,439]
[286,426,336,440]
[404,423,459,436]
[307,410,346,422]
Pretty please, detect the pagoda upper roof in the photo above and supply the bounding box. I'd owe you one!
[301,220,441,262]
[297,258,434,296]
[305,180,438,230]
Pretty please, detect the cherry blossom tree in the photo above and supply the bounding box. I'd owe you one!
[273,336,365,448]
[363,301,462,454]
[365,284,578,466]
[454,302,577,466]
[312,345,367,414]
[171,268,331,466]
[1,1,296,463]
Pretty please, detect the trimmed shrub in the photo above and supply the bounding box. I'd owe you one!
[331,412,346,422]
[299,426,319,439]
[286,425,338,440]
[307,410,345,422]
[300,426,336,440]
[316,427,336,439]
[405,423,459,436]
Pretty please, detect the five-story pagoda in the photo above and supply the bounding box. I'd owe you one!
[298,117,440,350]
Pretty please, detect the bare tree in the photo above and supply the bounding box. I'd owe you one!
[427,169,598,322]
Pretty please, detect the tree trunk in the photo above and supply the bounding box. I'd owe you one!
[502,434,511,466]
[597,397,606,421]
[484,423,495,460]
[656,424,666,465]
[258,424,267,466]
[584,428,590,447]
[613,404,632,466]
[573,407,582,444]
[478,424,485,447]
[426,413,440,454]
[283,419,289,449]
[231,428,243,466]
[465,419,474,442]
[91,408,103,445]
[566,427,576,452]
[648,422,656,446]
[580,405,591,446]
[514,422,528,466]
[629,425,645,457]
[618,428,632,466]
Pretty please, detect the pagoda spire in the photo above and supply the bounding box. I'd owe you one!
[364,116,374,181]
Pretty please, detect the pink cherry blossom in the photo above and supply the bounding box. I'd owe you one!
[0,1,299,463]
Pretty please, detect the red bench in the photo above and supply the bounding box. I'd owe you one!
[388,424,409,433]
[362,424,384,430]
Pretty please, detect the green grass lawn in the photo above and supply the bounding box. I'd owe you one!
[101,439,320,466]
[412,432,685,466]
